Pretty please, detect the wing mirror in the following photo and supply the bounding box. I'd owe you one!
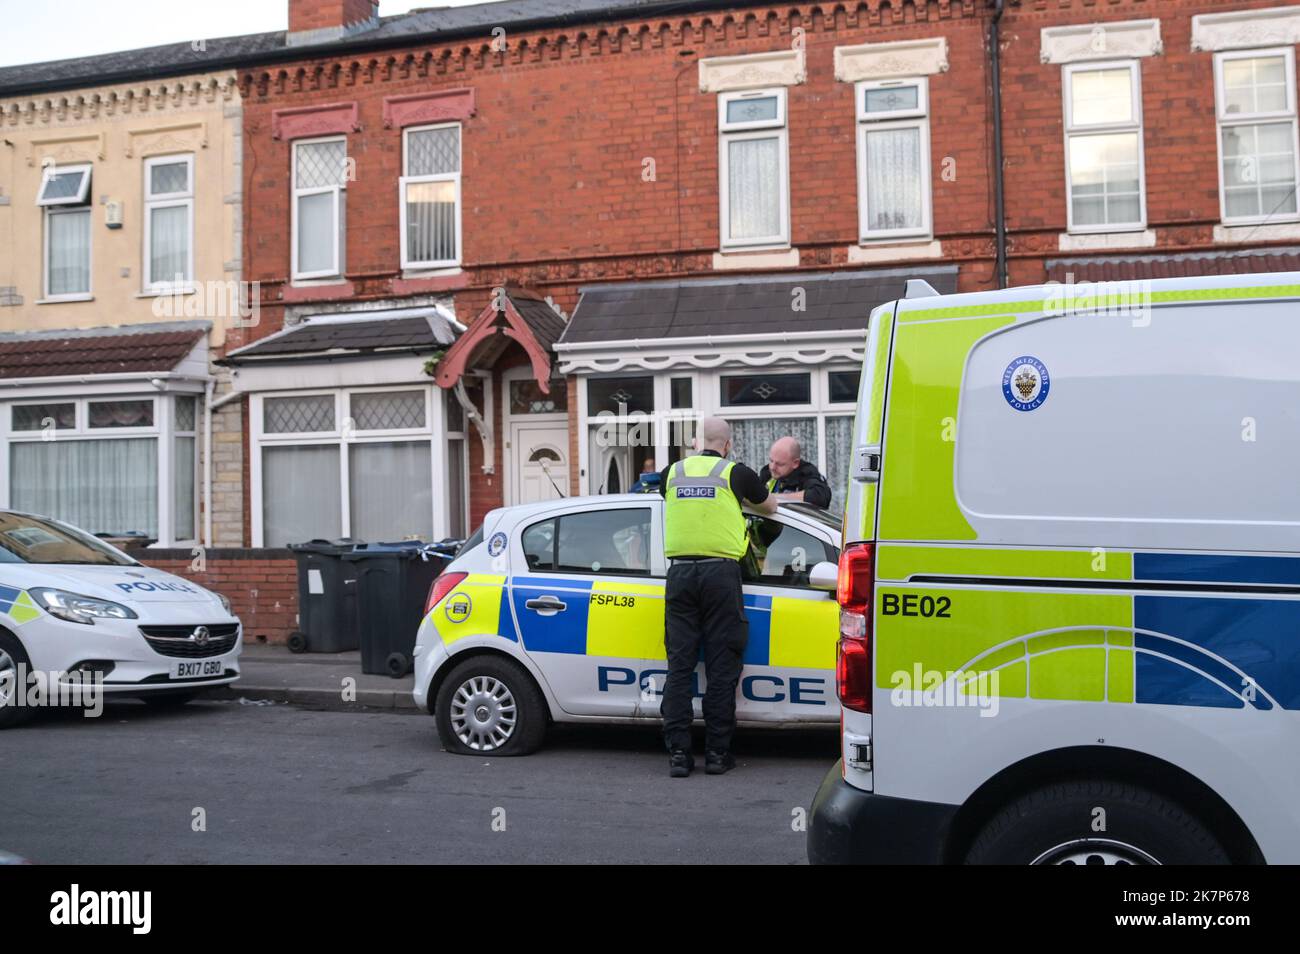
[809,561,838,591]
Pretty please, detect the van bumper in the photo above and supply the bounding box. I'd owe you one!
[807,761,959,865]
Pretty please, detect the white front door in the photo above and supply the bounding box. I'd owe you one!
[510,423,570,504]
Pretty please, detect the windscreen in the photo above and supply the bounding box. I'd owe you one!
[0,512,139,566]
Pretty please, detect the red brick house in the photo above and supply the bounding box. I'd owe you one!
[4,0,1298,640]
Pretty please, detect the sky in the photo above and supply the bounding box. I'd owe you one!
[0,0,493,68]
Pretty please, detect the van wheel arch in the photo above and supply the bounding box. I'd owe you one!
[944,746,1264,865]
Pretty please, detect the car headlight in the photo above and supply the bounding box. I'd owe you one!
[214,591,233,614]
[28,588,138,625]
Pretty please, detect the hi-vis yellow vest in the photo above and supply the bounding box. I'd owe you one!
[664,455,748,560]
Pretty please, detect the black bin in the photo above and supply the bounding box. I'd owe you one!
[343,543,449,677]
[287,539,362,653]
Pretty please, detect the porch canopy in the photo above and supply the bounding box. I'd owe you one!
[433,286,568,394]
[221,305,459,393]
[554,266,958,374]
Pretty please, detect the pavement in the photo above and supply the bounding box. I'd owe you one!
[1,701,838,863]
[212,643,418,712]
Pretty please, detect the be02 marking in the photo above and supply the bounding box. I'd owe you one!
[591,593,636,608]
[881,593,952,618]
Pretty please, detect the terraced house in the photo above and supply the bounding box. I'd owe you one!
[1,0,1297,642]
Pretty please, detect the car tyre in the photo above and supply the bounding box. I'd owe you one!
[0,631,37,730]
[965,779,1230,865]
[434,655,547,756]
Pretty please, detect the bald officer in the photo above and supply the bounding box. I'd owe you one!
[659,417,776,777]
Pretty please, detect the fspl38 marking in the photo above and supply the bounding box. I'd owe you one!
[590,593,636,608]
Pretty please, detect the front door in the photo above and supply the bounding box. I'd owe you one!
[509,422,569,505]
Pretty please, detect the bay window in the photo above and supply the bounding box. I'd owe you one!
[401,124,461,269]
[718,88,790,250]
[255,387,452,547]
[144,154,194,290]
[292,137,348,281]
[4,394,200,544]
[1215,47,1299,225]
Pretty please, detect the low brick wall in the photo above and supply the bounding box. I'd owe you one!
[137,549,299,645]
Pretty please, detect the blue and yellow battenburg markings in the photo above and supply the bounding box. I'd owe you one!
[876,549,1300,712]
[427,574,511,646]
[501,576,836,668]
[0,584,41,625]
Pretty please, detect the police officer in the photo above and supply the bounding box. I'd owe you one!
[659,417,776,777]
[758,436,832,509]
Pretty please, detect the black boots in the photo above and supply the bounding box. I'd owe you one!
[705,749,736,775]
[669,749,694,778]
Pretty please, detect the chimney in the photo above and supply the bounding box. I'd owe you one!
[288,0,380,46]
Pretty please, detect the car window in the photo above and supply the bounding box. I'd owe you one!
[522,508,652,576]
[741,516,836,587]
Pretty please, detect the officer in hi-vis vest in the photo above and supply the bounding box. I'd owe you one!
[658,417,776,777]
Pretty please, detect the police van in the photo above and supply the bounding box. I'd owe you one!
[0,510,241,727]
[808,272,1300,865]
[412,496,843,754]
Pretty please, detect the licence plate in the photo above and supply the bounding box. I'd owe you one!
[170,659,225,680]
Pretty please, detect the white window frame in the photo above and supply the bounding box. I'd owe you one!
[0,391,201,547]
[718,87,791,251]
[42,205,93,302]
[855,77,933,242]
[251,386,446,547]
[291,136,346,281]
[143,154,195,292]
[577,365,858,499]
[37,163,92,207]
[399,123,462,270]
[1062,59,1148,234]
[1213,46,1300,227]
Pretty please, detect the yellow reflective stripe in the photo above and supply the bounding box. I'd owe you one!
[897,284,1300,323]
[858,309,894,541]
[430,573,504,647]
[876,545,1133,582]
[585,580,665,660]
[768,595,838,670]
[879,315,1013,541]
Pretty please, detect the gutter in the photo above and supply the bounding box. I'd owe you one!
[990,0,1009,289]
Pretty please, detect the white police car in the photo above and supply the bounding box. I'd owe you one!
[413,494,843,755]
[0,510,241,728]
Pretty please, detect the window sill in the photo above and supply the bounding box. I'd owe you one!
[290,277,347,287]
[712,247,799,270]
[402,265,462,280]
[1214,221,1300,243]
[136,285,197,299]
[847,239,941,264]
[36,295,94,304]
[1057,229,1155,252]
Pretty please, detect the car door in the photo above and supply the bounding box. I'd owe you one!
[509,500,667,717]
[735,513,841,723]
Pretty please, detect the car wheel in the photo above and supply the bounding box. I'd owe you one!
[434,655,548,757]
[141,690,201,708]
[0,631,36,729]
[965,779,1230,865]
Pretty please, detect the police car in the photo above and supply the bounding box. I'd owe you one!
[413,495,843,755]
[0,510,241,728]
[809,272,1300,864]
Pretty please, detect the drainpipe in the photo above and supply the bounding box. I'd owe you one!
[991,0,1009,289]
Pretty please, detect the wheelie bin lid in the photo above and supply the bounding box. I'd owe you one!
[287,538,362,555]
[342,541,444,562]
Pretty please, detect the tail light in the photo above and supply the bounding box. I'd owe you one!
[835,543,874,713]
[425,571,468,615]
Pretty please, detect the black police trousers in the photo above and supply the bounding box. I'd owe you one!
[661,558,748,753]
